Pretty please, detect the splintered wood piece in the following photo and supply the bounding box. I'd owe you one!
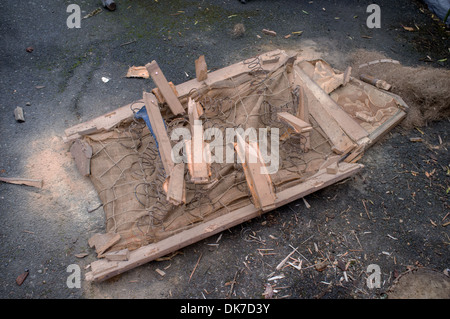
[85,162,363,282]
[70,139,92,176]
[14,107,25,122]
[152,82,179,104]
[294,66,368,143]
[104,249,130,261]
[126,66,149,79]
[359,74,392,91]
[146,61,185,115]
[64,100,144,143]
[143,92,175,176]
[234,134,276,211]
[277,112,312,133]
[185,139,210,184]
[0,177,43,188]
[166,163,186,205]
[195,55,208,81]
[262,29,277,36]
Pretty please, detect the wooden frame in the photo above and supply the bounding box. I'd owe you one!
[85,162,363,282]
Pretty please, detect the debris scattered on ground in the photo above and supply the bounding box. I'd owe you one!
[64,49,409,282]
[262,29,277,36]
[16,270,29,286]
[83,8,102,19]
[25,46,33,53]
[0,177,43,188]
[14,106,25,122]
[126,66,149,79]
[231,23,246,38]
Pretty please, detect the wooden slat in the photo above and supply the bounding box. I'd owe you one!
[146,61,185,115]
[185,98,210,184]
[234,134,276,211]
[85,162,363,282]
[294,66,369,142]
[143,92,175,176]
[277,112,312,133]
[166,163,186,205]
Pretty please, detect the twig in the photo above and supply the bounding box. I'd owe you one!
[362,200,371,220]
[189,253,202,283]
[276,247,298,270]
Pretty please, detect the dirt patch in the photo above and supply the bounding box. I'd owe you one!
[349,49,450,128]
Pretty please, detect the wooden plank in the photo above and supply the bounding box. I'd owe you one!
[234,134,276,211]
[0,177,43,188]
[294,66,369,142]
[166,163,186,205]
[186,98,210,184]
[277,112,312,133]
[146,61,185,115]
[64,100,144,143]
[143,92,175,176]
[85,162,363,282]
[152,82,178,104]
[293,66,355,154]
[195,55,208,81]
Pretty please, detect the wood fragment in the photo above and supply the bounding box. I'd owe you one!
[16,270,29,286]
[70,139,92,176]
[277,112,312,133]
[262,29,277,36]
[166,163,186,205]
[360,74,392,91]
[104,249,130,261]
[0,177,43,188]
[189,253,202,282]
[14,107,25,122]
[155,268,166,277]
[195,55,208,81]
[234,134,276,211]
[126,66,149,79]
[146,61,185,115]
[276,247,298,270]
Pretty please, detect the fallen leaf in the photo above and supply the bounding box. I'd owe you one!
[75,253,89,258]
[26,47,34,53]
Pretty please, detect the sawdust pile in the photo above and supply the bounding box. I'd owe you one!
[350,49,450,128]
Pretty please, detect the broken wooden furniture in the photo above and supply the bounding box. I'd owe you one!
[64,49,407,282]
